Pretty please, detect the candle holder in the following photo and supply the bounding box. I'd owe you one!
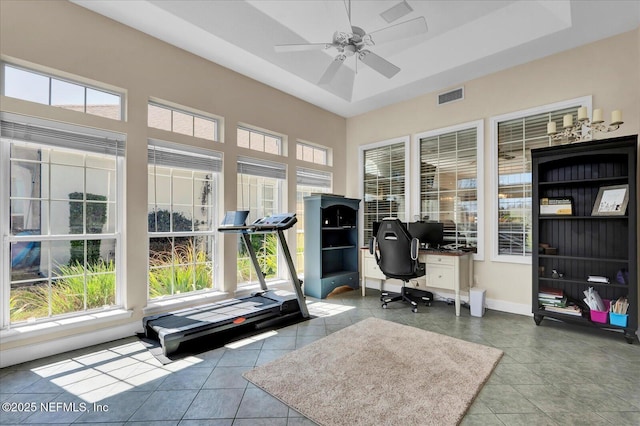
[547,108,623,143]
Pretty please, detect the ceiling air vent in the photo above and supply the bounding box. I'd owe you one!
[438,87,464,105]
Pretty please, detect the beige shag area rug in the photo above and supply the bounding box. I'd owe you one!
[243,317,503,426]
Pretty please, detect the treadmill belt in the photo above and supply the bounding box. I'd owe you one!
[147,295,280,333]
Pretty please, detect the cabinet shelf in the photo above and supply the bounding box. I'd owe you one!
[532,136,637,344]
[534,308,629,330]
[538,254,629,263]
[538,277,629,289]
[539,176,628,186]
[322,245,356,251]
[539,215,628,220]
[322,226,356,230]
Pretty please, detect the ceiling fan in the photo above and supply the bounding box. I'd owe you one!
[274,0,428,85]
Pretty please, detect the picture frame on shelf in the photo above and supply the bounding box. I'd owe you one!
[591,184,629,216]
[540,197,573,215]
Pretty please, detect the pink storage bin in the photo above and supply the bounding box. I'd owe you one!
[590,299,610,324]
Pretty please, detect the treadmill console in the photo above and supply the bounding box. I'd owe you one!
[252,213,297,230]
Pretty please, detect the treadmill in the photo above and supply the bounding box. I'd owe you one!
[142,212,309,356]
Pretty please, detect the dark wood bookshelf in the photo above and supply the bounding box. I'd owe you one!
[531,135,638,344]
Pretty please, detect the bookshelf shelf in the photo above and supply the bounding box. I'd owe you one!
[532,136,637,344]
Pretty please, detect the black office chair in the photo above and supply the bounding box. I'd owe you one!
[369,218,430,313]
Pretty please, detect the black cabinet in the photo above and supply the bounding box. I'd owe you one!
[531,135,637,343]
[304,195,360,299]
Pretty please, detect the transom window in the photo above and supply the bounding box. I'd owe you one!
[415,122,482,254]
[147,141,221,299]
[2,63,122,121]
[237,126,282,155]
[296,141,329,166]
[148,102,218,141]
[493,99,586,260]
[1,116,124,325]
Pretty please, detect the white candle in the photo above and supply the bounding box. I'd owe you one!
[592,108,603,123]
[611,110,622,124]
[577,107,588,121]
[563,114,573,128]
[547,122,557,135]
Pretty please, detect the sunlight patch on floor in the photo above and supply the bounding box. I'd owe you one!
[31,340,201,403]
[307,301,355,317]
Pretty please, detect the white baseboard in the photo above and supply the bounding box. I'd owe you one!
[363,280,531,317]
[0,320,141,368]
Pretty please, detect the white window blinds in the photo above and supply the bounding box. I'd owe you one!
[296,167,331,188]
[148,139,222,172]
[237,156,286,179]
[1,118,124,155]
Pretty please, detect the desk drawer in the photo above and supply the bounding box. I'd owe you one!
[364,257,386,280]
[426,255,455,266]
[427,266,454,290]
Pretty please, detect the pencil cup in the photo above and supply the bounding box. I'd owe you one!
[609,312,628,327]
[590,300,609,324]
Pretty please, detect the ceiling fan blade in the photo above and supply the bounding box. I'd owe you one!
[366,16,427,45]
[274,43,333,53]
[358,50,400,79]
[318,54,346,85]
[380,0,413,24]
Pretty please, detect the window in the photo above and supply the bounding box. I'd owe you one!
[296,141,329,165]
[296,167,332,274]
[1,116,124,326]
[148,102,218,141]
[237,126,282,155]
[491,98,587,261]
[147,140,221,299]
[2,63,122,120]
[415,121,483,254]
[360,137,410,244]
[237,156,286,285]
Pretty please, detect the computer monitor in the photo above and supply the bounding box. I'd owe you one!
[220,210,250,227]
[407,221,444,248]
[372,221,381,237]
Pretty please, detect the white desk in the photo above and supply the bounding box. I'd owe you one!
[361,248,473,316]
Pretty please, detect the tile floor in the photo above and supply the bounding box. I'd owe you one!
[1,290,639,425]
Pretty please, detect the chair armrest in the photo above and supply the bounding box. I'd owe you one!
[411,238,419,260]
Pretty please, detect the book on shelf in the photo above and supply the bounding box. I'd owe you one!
[539,296,567,307]
[538,286,564,299]
[543,304,582,316]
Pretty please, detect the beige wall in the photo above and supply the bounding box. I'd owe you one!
[0,0,346,353]
[346,29,640,312]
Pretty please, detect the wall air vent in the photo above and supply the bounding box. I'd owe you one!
[437,87,464,105]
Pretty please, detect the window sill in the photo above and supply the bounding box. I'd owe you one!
[143,291,229,315]
[0,308,133,344]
